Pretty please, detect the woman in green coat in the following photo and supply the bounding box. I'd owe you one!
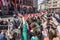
[31,32,39,40]
[22,17,27,40]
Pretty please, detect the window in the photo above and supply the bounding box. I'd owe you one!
[48,2,51,4]
[53,1,57,3]
[53,5,57,7]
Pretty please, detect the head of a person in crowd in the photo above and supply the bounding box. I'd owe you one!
[37,18,42,25]
[3,20,6,25]
[31,16,37,22]
[3,20,8,25]
[47,24,51,30]
[48,28,57,40]
[27,21,31,26]
[34,29,42,39]
[26,18,32,25]
[13,14,17,18]
[31,22,36,28]
[32,32,36,37]
[8,19,10,22]
[47,13,52,17]
[37,16,40,20]
[47,17,52,24]
[40,25,43,31]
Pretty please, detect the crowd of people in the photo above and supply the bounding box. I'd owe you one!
[0,14,21,40]
[0,0,39,17]
[0,12,60,40]
[0,0,60,40]
[23,13,60,40]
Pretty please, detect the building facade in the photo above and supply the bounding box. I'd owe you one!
[20,0,33,8]
[47,0,60,13]
[39,0,48,11]
[40,0,60,13]
[20,0,38,13]
[33,0,38,8]
[40,3,46,10]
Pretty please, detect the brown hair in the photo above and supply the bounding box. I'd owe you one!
[48,28,57,40]
[31,22,36,28]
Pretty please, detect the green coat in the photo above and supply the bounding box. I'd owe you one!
[31,36,39,40]
[22,24,27,40]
